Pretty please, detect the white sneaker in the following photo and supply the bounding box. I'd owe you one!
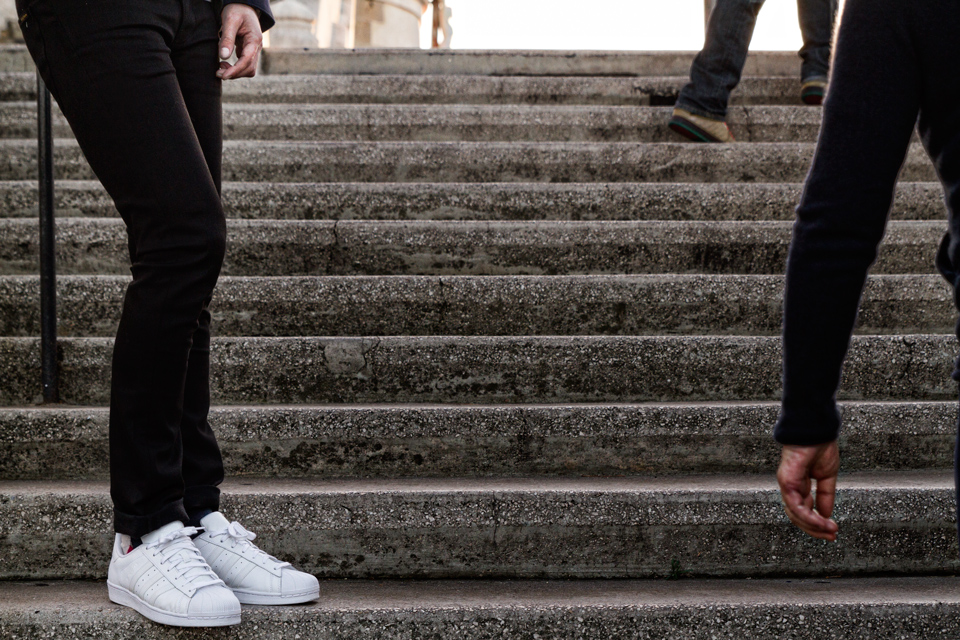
[194,512,320,605]
[107,521,242,627]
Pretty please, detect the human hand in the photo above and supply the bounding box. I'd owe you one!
[218,4,263,80]
[776,441,840,541]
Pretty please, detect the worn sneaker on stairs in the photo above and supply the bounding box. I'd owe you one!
[107,521,242,627]
[800,78,828,105]
[194,511,320,605]
[668,107,736,143]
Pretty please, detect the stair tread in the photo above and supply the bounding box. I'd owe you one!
[3,576,960,609]
[1,470,951,494]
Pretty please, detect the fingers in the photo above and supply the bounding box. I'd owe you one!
[226,34,261,79]
[218,16,238,62]
[218,4,262,80]
[815,474,837,521]
[780,482,838,541]
[776,442,840,541]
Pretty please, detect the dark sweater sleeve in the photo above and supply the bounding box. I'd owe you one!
[773,190,891,446]
[224,0,275,31]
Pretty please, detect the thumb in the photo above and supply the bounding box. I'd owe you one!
[219,19,238,59]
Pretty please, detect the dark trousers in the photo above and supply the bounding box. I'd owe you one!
[17,0,227,536]
[774,0,960,546]
[677,0,837,120]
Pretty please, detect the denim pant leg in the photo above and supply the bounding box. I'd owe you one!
[676,0,765,120]
[797,0,837,82]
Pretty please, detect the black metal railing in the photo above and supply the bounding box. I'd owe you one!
[37,72,58,403]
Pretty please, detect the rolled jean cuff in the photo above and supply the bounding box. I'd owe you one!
[674,99,727,122]
[183,484,221,519]
[113,500,190,537]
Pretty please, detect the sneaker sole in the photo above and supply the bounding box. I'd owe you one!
[108,582,241,627]
[801,90,824,105]
[233,587,320,605]
[668,116,728,143]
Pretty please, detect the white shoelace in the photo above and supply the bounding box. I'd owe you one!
[145,527,225,590]
[212,521,291,569]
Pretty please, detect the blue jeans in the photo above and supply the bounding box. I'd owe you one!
[677,0,838,120]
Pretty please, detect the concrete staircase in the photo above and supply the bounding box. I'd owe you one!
[1,46,959,637]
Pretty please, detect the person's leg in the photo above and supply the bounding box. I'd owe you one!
[796,0,837,82]
[170,0,228,529]
[905,3,960,553]
[16,0,241,626]
[17,0,227,538]
[675,0,765,121]
[795,0,837,105]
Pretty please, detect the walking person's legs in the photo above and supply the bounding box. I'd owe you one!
[17,0,240,625]
[676,0,764,121]
[906,3,960,553]
[670,0,764,142]
[796,0,837,104]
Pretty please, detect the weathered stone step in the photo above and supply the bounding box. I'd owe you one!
[0,473,955,579]
[0,140,936,183]
[0,103,823,142]
[0,46,33,73]
[0,401,952,480]
[259,49,803,77]
[0,275,952,338]
[0,219,946,276]
[0,72,805,105]
[20,578,960,639]
[0,180,944,222]
[4,577,960,639]
[0,335,954,406]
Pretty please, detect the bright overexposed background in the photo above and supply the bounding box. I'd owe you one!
[421,0,803,50]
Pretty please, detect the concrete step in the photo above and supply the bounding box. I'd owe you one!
[0,45,33,73]
[0,72,806,105]
[0,140,937,183]
[0,219,946,276]
[0,275,952,338]
[0,473,955,579]
[0,401,953,480]
[0,334,954,406]
[0,181,945,222]
[3,577,960,639]
[259,49,803,77]
[0,103,824,142]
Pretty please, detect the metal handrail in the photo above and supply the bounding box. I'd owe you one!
[37,73,58,403]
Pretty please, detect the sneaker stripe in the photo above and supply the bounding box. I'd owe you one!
[669,117,718,143]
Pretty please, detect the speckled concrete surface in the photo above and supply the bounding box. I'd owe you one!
[3,578,960,639]
[259,49,802,77]
[2,334,958,406]
[0,219,948,276]
[0,401,954,480]
[0,46,33,73]
[0,140,939,183]
[0,473,955,579]
[0,103,827,143]
[0,274,953,337]
[0,72,804,105]
[0,181,946,221]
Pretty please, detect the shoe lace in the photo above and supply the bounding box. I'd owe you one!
[145,527,225,590]
[214,521,291,569]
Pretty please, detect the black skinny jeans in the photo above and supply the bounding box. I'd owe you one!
[773,0,960,547]
[18,0,227,536]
